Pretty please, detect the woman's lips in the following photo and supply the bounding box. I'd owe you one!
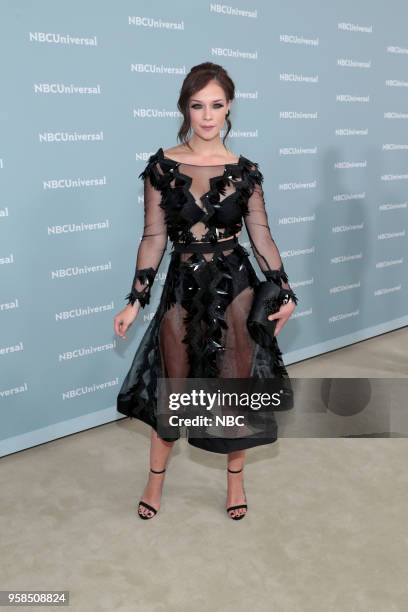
[201,125,215,130]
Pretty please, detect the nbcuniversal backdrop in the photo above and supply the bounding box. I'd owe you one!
[0,0,407,456]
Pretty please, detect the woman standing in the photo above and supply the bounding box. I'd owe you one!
[114,62,298,521]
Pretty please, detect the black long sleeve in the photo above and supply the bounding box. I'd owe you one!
[125,160,168,308]
[244,165,298,304]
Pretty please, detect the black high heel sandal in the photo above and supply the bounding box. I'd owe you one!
[138,467,166,520]
[226,467,248,520]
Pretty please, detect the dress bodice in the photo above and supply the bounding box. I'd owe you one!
[145,147,258,245]
[125,146,296,308]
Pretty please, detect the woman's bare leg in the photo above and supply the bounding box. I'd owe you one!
[226,450,247,518]
[138,428,175,518]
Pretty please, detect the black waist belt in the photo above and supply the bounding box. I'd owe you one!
[173,235,238,254]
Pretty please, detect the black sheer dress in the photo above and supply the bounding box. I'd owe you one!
[116,147,298,453]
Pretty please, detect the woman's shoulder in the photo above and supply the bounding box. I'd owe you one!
[137,147,166,185]
[239,153,264,185]
[162,145,187,162]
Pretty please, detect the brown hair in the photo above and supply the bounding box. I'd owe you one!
[177,62,235,150]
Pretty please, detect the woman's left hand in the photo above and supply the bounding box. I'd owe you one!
[267,301,296,336]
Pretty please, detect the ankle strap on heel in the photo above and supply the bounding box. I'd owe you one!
[228,467,243,473]
[150,467,166,474]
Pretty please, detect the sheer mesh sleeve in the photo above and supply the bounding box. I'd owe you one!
[244,164,298,305]
[124,158,168,308]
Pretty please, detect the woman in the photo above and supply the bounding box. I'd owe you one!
[114,62,298,521]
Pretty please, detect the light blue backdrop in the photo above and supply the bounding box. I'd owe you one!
[1,0,407,456]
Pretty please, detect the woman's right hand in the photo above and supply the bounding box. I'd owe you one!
[114,303,140,340]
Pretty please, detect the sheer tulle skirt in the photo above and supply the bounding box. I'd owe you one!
[117,238,293,453]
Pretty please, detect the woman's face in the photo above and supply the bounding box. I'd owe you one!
[188,81,231,142]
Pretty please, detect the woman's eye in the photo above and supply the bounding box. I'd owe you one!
[191,104,224,109]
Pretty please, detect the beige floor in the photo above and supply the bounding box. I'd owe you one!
[1,328,407,612]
